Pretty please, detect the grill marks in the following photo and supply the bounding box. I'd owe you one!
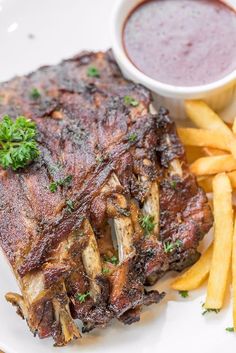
[0,51,213,346]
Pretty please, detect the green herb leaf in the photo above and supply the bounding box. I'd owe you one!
[96,155,104,164]
[104,255,119,265]
[75,291,90,303]
[0,115,40,170]
[179,290,189,298]
[66,199,75,213]
[170,180,177,190]
[128,133,138,142]
[226,327,234,332]
[124,95,139,107]
[102,267,110,274]
[87,66,100,78]
[49,175,73,193]
[163,239,182,253]
[49,182,58,193]
[30,88,41,99]
[139,215,155,236]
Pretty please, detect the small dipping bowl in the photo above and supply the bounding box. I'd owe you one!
[111,0,236,121]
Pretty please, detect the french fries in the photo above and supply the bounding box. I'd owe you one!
[185,146,205,164]
[232,216,236,329]
[198,171,236,193]
[190,155,236,176]
[185,100,232,135]
[177,128,229,151]
[185,100,236,159]
[171,244,213,291]
[205,173,233,309]
[202,147,227,157]
[173,100,236,325]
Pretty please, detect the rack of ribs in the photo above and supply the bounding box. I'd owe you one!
[0,50,213,346]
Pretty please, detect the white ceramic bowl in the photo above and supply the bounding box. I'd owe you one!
[111,0,236,121]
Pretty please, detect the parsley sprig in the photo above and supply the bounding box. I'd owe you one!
[49,175,73,193]
[128,133,138,142]
[0,115,40,170]
[124,95,139,107]
[179,290,189,298]
[226,327,234,332]
[66,199,75,213]
[139,215,155,236]
[87,66,100,78]
[104,255,119,265]
[75,291,90,303]
[30,88,41,99]
[163,239,182,253]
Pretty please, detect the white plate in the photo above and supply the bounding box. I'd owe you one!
[0,1,236,353]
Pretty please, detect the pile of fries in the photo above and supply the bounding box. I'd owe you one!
[172,100,236,329]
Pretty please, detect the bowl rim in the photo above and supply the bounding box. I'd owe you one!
[110,0,236,99]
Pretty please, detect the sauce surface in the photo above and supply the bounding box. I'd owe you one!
[123,0,236,87]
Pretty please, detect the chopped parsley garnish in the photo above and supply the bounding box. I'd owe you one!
[139,215,155,236]
[128,133,138,142]
[163,239,182,253]
[201,303,220,315]
[124,95,139,107]
[104,255,119,265]
[30,88,41,99]
[75,291,90,303]
[226,327,234,332]
[170,180,177,190]
[102,267,110,275]
[49,175,73,193]
[96,155,104,164]
[179,290,189,298]
[0,115,40,170]
[87,66,100,78]
[66,199,75,213]
[49,182,58,193]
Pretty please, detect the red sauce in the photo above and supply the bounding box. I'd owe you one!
[123,0,236,87]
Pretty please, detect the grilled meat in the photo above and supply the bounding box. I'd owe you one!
[0,50,213,346]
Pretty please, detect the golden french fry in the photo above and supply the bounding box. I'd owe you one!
[185,100,232,135]
[233,117,236,135]
[203,147,228,157]
[228,171,236,189]
[177,128,229,151]
[197,176,214,193]
[190,155,236,176]
[185,100,236,159]
[232,215,236,329]
[171,244,213,291]
[197,171,236,193]
[185,146,205,164]
[205,173,233,309]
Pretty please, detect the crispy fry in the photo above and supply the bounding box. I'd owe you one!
[171,244,213,291]
[202,147,228,157]
[232,215,236,329]
[197,176,213,193]
[177,128,229,151]
[197,171,236,193]
[233,117,236,135]
[185,100,236,159]
[190,155,236,176]
[205,173,233,309]
[185,100,232,135]
[185,146,205,164]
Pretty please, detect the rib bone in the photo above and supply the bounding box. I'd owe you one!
[82,219,102,301]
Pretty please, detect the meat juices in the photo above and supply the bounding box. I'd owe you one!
[123,0,236,86]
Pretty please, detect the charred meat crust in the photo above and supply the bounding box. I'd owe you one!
[0,50,212,345]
